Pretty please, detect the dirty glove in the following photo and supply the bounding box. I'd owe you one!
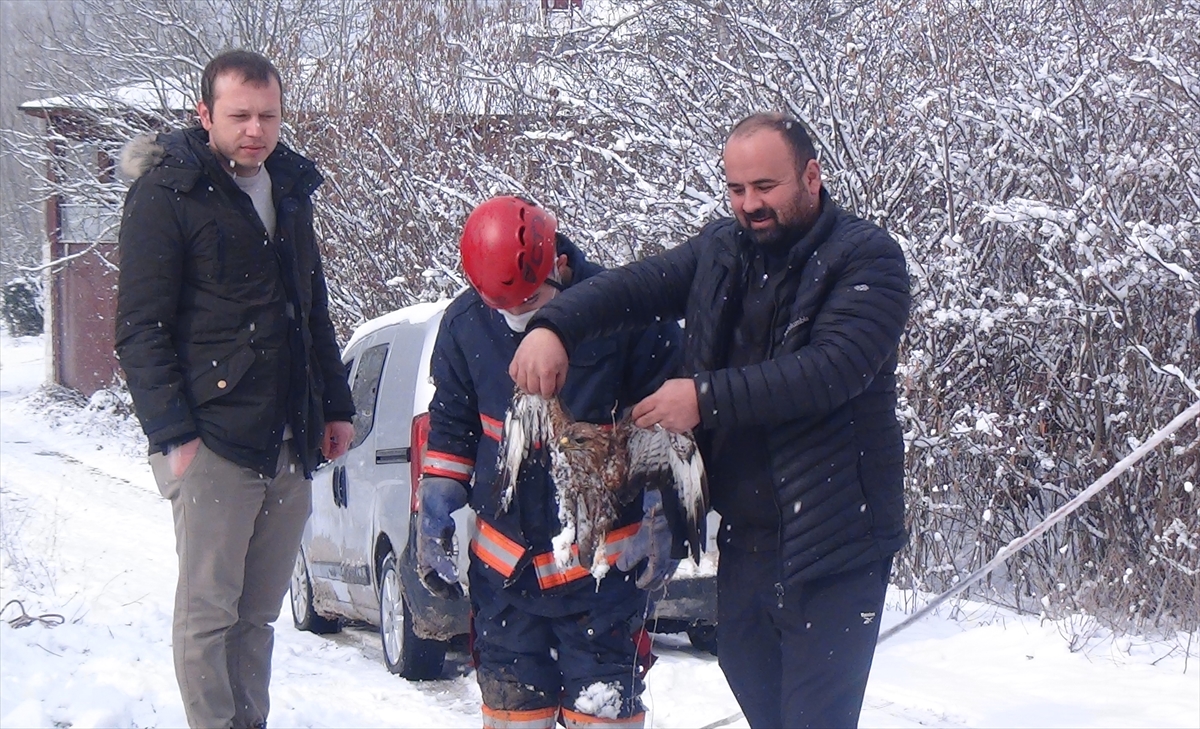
[616,489,678,591]
[416,477,468,600]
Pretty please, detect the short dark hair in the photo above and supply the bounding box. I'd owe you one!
[729,112,818,174]
[200,50,283,110]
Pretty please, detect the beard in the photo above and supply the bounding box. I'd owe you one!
[744,215,806,247]
[742,209,816,249]
[741,189,822,248]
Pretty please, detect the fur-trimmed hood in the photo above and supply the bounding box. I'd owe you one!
[117,127,322,197]
[118,133,166,181]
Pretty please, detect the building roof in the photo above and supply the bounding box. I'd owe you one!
[19,77,192,114]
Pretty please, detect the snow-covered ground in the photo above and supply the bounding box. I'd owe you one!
[1,328,1197,729]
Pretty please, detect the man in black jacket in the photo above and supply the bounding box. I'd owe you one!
[115,50,354,729]
[510,113,910,728]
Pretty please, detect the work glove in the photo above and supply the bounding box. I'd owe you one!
[416,476,469,600]
[616,489,679,591]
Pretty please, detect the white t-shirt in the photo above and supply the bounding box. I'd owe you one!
[234,167,276,240]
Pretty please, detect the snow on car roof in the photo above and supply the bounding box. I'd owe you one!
[344,299,452,353]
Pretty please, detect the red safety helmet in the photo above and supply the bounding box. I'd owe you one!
[460,196,558,310]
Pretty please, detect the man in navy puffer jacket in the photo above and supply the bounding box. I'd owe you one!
[511,114,911,728]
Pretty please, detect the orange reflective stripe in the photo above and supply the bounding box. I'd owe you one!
[471,519,526,577]
[531,524,641,590]
[423,449,473,479]
[561,708,645,728]
[481,413,504,442]
[483,705,558,729]
[533,553,591,589]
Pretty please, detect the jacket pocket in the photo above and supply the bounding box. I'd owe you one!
[188,344,256,406]
[186,217,229,282]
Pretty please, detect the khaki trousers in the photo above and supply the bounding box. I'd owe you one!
[151,439,311,729]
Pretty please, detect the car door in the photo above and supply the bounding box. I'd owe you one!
[339,334,392,616]
[303,347,359,612]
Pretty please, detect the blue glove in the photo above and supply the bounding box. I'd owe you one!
[416,477,469,599]
[616,489,679,591]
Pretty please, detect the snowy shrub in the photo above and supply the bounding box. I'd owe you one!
[10,0,1198,633]
[2,278,43,337]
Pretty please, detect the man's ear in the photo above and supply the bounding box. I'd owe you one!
[802,158,822,196]
[197,100,213,131]
[556,254,572,286]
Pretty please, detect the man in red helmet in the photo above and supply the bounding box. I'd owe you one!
[415,196,682,729]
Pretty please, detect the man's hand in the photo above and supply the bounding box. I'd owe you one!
[631,378,701,433]
[322,420,355,460]
[168,437,202,479]
[509,327,569,397]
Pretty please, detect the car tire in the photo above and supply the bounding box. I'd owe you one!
[290,549,340,634]
[686,623,718,655]
[379,551,446,679]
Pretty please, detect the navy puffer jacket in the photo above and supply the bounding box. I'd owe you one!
[530,191,910,586]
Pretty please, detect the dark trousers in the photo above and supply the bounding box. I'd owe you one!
[716,546,891,729]
[469,567,646,719]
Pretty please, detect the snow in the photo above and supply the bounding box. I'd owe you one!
[574,681,623,719]
[1,328,1198,728]
[19,78,192,113]
[343,299,452,354]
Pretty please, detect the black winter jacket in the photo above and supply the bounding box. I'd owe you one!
[531,192,910,586]
[114,128,354,477]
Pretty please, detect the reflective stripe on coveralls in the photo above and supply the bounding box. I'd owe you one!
[562,707,646,728]
[471,519,640,591]
[482,705,558,729]
[480,413,504,442]
[423,449,473,480]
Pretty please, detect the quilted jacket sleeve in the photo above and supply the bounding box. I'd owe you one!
[531,237,699,355]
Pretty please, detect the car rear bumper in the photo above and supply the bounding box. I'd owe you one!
[652,573,717,623]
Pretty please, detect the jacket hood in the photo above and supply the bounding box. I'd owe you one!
[554,232,604,285]
[118,128,321,196]
[118,133,166,181]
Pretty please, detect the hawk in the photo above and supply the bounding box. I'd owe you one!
[497,390,708,580]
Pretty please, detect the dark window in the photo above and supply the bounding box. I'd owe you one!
[349,344,388,450]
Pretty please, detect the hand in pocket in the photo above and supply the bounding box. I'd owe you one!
[169,438,202,479]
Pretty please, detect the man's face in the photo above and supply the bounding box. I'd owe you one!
[723,129,822,246]
[197,72,282,177]
[503,255,569,315]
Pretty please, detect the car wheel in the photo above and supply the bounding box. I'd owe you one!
[686,623,718,655]
[290,549,340,634]
[379,551,446,679]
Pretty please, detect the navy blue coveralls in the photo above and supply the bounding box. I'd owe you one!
[423,237,681,725]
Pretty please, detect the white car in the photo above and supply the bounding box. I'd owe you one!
[290,301,718,680]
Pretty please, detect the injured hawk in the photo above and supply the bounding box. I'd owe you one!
[497,390,709,581]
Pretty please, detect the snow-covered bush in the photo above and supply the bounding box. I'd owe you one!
[2,278,43,337]
[11,0,1197,632]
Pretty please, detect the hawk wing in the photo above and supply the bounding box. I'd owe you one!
[625,422,709,563]
[496,390,570,513]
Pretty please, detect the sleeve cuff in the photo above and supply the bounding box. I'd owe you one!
[694,372,721,429]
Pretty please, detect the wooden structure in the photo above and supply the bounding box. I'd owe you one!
[19,80,190,395]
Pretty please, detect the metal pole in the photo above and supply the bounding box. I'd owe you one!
[878,400,1200,644]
